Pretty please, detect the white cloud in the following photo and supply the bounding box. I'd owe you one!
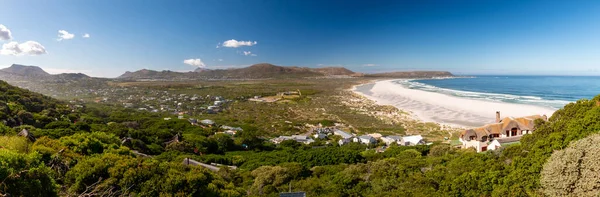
[0,24,12,40]
[218,59,223,61]
[363,64,377,67]
[222,39,257,48]
[57,30,75,41]
[242,51,258,56]
[183,58,206,68]
[82,33,90,38]
[1,41,47,56]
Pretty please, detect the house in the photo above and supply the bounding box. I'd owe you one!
[291,135,315,144]
[354,135,376,144]
[200,119,215,125]
[338,138,352,146]
[368,133,383,139]
[380,136,402,145]
[271,135,315,145]
[487,135,522,151]
[222,130,237,135]
[313,133,327,139]
[459,111,547,152]
[182,158,236,172]
[333,129,353,139]
[399,135,425,146]
[165,133,181,145]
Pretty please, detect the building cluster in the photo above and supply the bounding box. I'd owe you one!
[270,127,427,148]
[80,86,231,116]
[459,111,547,152]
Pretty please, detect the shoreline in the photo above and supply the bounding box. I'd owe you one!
[350,79,556,129]
[350,79,467,130]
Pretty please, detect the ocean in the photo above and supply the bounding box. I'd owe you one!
[404,76,600,110]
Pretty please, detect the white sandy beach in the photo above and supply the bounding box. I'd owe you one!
[353,79,556,128]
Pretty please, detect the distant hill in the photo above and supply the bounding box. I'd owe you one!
[0,64,92,81]
[310,67,357,76]
[0,64,51,77]
[118,63,359,80]
[365,71,453,78]
[117,69,192,80]
[0,64,105,99]
[197,63,324,79]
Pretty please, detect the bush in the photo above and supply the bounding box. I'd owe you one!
[541,134,600,196]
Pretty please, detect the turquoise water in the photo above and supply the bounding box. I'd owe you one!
[402,76,600,109]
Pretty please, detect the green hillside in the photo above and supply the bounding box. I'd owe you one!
[0,80,69,127]
[1,78,600,196]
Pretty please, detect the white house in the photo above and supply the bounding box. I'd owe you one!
[200,119,215,125]
[399,135,425,146]
[333,129,353,139]
[460,112,547,152]
[354,135,376,144]
[487,136,522,151]
[380,136,402,145]
[271,135,315,145]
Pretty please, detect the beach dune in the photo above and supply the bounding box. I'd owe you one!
[354,80,556,128]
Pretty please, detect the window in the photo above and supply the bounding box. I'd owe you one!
[469,136,476,140]
[511,128,518,136]
[492,134,500,138]
[481,146,487,151]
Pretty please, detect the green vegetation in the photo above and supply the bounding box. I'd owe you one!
[3,78,600,196]
[540,133,600,196]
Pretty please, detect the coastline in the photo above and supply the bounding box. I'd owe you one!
[351,79,556,129]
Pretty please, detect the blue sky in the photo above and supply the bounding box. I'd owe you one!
[1,0,600,77]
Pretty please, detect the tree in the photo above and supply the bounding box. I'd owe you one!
[250,166,290,195]
[212,133,234,153]
[0,150,57,197]
[541,134,600,196]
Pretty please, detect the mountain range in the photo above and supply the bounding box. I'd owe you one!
[117,63,361,80]
[117,63,452,80]
[0,63,454,81]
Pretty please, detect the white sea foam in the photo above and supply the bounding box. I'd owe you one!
[353,79,558,128]
[395,80,570,109]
